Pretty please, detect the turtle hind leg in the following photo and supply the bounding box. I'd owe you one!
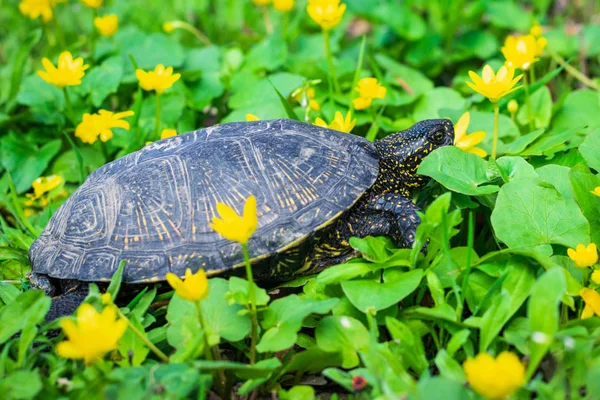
[44,286,89,322]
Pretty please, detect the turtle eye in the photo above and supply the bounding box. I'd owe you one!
[430,130,446,144]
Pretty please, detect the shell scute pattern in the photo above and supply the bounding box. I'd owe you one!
[29,119,379,283]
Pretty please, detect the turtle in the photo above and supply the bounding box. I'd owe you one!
[28,118,454,317]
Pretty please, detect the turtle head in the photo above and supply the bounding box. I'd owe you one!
[373,119,454,196]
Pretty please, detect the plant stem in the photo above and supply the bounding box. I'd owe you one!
[90,9,97,61]
[523,72,533,131]
[323,29,341,95]
[194,301,214,362]
[116,308,169,362]
[168,20,211,45]
[282,12,289,40]
[154,93,161,140]
[63,87,74,124]
[460,211,474,313]
[195,301,228,399]
[262,7,273,34]
[242,243,258,364]
[550,52,600,90]
[492,102,499,160]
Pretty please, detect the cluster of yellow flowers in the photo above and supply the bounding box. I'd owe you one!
[293,87,321,112]
[307,0,346,30]
[37,52,89,88]
[463,351,526,399]
[19,0,109,23]
[352,78,386,110]
[252,0,295,12]
[136,65,181,94]
[566,242,600,319]
[75,110,135,144]
[315,111,356,133]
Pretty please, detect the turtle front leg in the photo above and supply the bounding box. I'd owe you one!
[28,272,58,297]
[366,193,421,249]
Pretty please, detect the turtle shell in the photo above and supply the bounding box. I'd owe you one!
[29,119,379,283]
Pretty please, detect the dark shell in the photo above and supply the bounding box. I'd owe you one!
[29,119,379,283]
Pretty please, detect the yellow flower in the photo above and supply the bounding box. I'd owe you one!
[507,99,519,114]
[530,22,543,37]
[294,87,320,111]
[454,112,487,158]
[463,352,526,400]
[467,65,523,103]
[315,111,356,133]
[56,303,127,365]
[591,187,600,197]
[307,0,346,30]
[37,51,89,88]
[19,0,59,22]
[81,0,102,8]
[75,110,134,144]
[252,0,271,5]
[274,0,294,12]
[210,196,258,244]
[31,175,62,199]
[161,129,177,139]
[94,14,118,37]
[352,77,386,110]
[163,21,175,33]
[166,268,209,302]
[580,288,600,319]
[567,243,599,268]
[246,114,260,121]
[591,270,600,285]
[136,64,181,94]
[501,35,546,70]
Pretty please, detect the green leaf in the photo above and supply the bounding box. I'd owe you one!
[495,156,538,182]
[257,296,337,353]
[341,268,423,312]
[517,86,552,129]
[315,316,369,368]
[167,278,251,354]
[386,317,428,374]
[375,54,433,106]
[413,88,466,121]
[552,90,600,134]
[107,260,127,301]
[78,56,124,107]
[569,165,600,244]
[491,179,590,253]
[268,79,300,121]
[286,348,344,373]
[502,129,546,155]
[536,165,573,199]
[279,385,315,400]
[245,35,288,72]
[486,1,532,31]
[434,349,466,382]
[520,127,582,156]
[0,136,62,193]
[0,291,50,345]
[579,128,600,171]
[117,314,150,367]
[526,268,566,378]
[6,29,42,108]
[0,370,42,400]
[52,147,105,183]
[372,3,426,40]
[224,277,270,307]
[15,75,65,125]
[116,27,186,73]
[418,146,500,196]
